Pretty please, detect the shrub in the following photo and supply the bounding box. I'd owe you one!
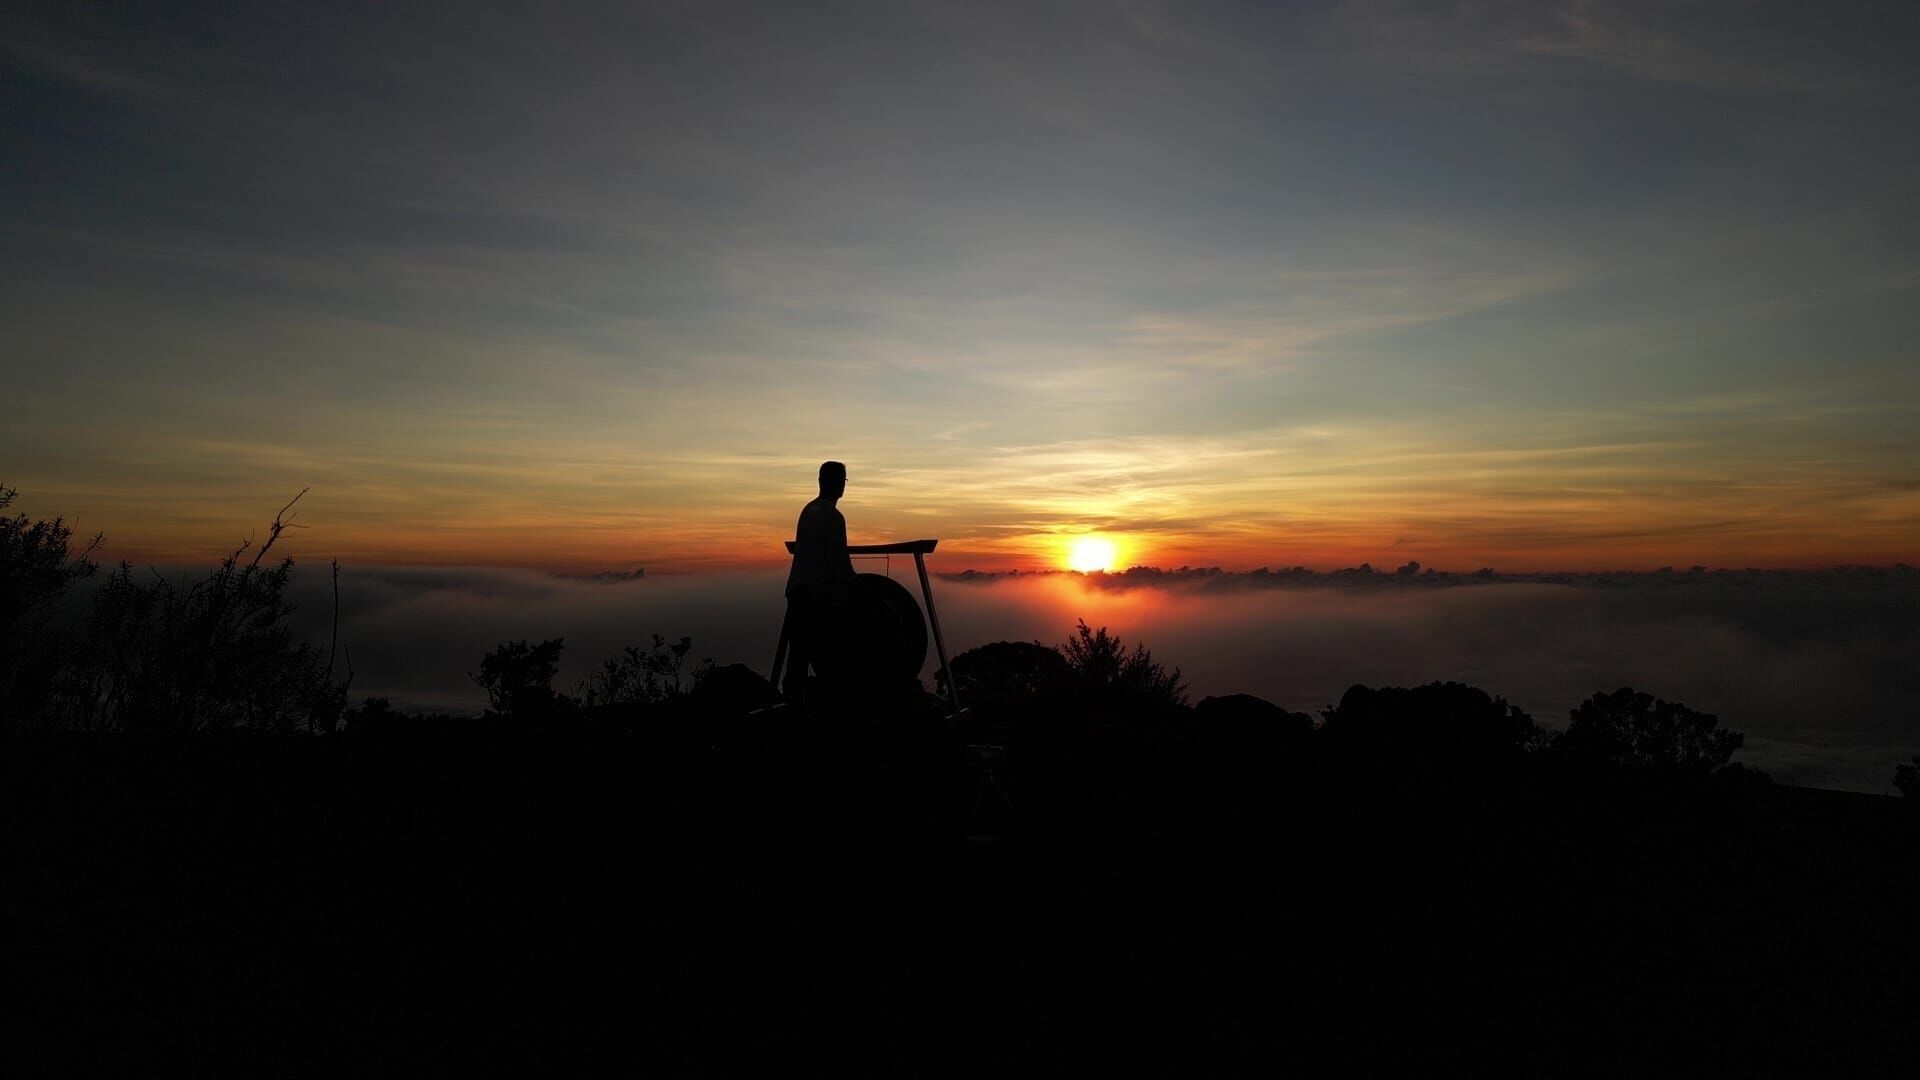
[1059,619,1187,711]
[472,638,574,722]
[577,634,713,708]
[12,488,345,733]
[1556,687,1742,773]
[1318,681,1544,773]
[941,640,1073,711]
[0,484,100,728]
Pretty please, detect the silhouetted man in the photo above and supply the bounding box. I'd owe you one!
[783,460,856,705]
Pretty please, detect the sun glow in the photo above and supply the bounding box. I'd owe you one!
[1066,535,1118,573]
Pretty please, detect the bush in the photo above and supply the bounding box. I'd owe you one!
[472,638,575,723]
[1191,693,1315,762]
[942,640,1073,711]
[1713,761,1774,794]
[1318,682,1544,775]
[6,488,345,733]
[0,484,100,728]
[577,634,714,708]
[1556,687,1743,773]
[1059,619,1188,712]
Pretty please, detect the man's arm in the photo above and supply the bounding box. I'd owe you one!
[828,508,855,602]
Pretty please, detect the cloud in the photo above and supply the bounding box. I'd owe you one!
[259,562,1920,793]
[1332,0,1844,94]
[2,27,175,96]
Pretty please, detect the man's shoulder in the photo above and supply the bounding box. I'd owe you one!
[797,499,842,531]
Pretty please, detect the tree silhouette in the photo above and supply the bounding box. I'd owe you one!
[578,634,713,708]
[1556,687,1742,773]
[1895,756,1919,798]
[1059,619,1187,711]
[36,490,347,734]
[0,484,100,728]
[0,484,99,629]
[941,640,1073,710]
[472,638,573,723]
[1191,693,1315,767]
[1318,681,1544,775]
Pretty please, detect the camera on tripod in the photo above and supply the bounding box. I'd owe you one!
[963,743,1006,765]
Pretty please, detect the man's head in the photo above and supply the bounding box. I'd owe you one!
[818,460,847,500]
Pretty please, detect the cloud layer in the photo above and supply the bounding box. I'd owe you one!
[274,562,1920,794]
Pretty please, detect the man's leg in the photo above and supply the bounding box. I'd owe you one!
[782,594,814,706]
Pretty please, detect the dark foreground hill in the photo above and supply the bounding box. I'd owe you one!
[7,722,1918,1076]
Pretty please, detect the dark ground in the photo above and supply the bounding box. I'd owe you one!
[6,726,1918,1076]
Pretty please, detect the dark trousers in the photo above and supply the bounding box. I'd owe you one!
[782,591,824,699]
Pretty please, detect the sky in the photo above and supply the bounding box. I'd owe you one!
[5,1,1918,572]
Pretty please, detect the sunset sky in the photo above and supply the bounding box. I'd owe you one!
[5,1,1917,572]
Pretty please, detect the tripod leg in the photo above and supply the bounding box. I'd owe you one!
[770,604,793,692]
[916,553,961,714]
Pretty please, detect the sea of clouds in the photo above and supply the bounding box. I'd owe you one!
[266,563,1920,794]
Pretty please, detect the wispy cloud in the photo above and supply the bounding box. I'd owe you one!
[1332,0,1842,94]
[2,27,174,96]
[3,2,1917,574]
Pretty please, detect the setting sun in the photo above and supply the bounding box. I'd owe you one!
[1066,536,1118,573]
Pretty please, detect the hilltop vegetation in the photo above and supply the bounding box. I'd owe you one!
[2,485,1909,803]
[5,487,1920,1074]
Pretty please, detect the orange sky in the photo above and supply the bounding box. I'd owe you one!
[6,4,1918,575]
[19,396,1915,575]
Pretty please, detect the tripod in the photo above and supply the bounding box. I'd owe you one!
[966,743,1014,812]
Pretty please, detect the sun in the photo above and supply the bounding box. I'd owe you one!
[1066,536,1118,573]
